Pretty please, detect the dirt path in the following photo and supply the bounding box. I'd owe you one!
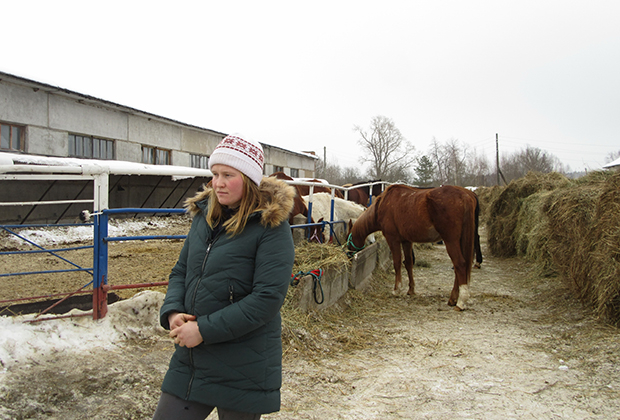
[2,229,620,419]
[273,241,620,419]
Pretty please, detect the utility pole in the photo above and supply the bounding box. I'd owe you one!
[495,133,507,186]
[323,146,326,171]
[496,133,500,185]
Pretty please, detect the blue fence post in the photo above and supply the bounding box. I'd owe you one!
[329,196,336,240]
[306,200,314,240]
[92,211,109,320]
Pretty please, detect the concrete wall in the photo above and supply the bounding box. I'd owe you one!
[0,82,48,126]
[49,95,129,141]
[290,237,392,312]
[290,267,350,312]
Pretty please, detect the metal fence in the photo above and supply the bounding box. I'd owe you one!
[1,162,387,320]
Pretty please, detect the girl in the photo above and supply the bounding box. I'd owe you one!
[153,134,296,420]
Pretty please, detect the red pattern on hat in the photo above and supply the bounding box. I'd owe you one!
[215,135,264,167]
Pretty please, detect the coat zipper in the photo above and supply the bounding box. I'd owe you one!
[185,230,221,400]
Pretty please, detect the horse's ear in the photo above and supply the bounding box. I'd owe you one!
[348,220,353,232]
[318,217,324,222]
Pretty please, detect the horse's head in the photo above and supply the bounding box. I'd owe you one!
[345,219,366,258]
[308,217,325,244]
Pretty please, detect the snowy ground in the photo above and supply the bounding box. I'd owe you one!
[2,222,620,419]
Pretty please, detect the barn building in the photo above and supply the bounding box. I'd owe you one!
[603,157,620,171]
[0,71,317,177]
[0,71,319,223]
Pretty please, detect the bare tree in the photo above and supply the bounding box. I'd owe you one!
[443,138,468,186]
[427,138,494,187]
[354,116,416,182]
[605,150,620,163]
[464,150,493,187]
[500,146,564,183]
[341,166,364,184]
[428,138,470,186]
[429,137,448,185]
[315,160,343,184]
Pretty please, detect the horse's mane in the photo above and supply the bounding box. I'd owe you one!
[352,194,381,239]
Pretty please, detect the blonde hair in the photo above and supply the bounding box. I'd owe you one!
[206,173,265,236]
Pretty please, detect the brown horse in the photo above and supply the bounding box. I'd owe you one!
[297,178,344,199]
[269,172,323,242]
[347,184,478,310]
[344,180,383,207]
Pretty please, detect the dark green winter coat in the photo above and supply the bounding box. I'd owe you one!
[159,176,296,414]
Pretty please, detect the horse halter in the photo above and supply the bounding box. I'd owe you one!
[308,227,323,244]
[345,233,365,257]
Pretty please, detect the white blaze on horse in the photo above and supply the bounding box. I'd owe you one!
[347,184,480,310]
[303,193,367,244]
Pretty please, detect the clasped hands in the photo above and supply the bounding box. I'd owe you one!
[168,312,204,348]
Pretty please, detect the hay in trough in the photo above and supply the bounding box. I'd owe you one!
[282,241,392,359]
[282,237,418,358]
[291,241,351,275]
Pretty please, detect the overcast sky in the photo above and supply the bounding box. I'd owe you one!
[2,0,619,173]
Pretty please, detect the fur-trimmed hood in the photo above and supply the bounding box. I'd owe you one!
[184,176,296,227]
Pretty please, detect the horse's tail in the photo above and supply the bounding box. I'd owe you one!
[473,194,483,267]
[460,195,477,285]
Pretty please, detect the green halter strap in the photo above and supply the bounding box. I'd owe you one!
[346,233,365,252]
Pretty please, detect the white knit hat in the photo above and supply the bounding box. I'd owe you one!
[208,133,265,186]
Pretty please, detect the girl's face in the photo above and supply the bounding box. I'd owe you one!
[211,164,245,207]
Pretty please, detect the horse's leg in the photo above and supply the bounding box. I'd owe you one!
[402,241,415,295]
[443,239,469,310]
[387,239,404,295]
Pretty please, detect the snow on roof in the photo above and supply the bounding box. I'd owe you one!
[603,157,620,169]
[0,152,213,179]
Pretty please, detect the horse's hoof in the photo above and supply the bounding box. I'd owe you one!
[473,263,481,269]
[453,306,464,312]
[447,300,456,307]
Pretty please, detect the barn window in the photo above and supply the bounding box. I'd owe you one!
[142,145,171,165]
[69,134,114,159]
[290,168,299,178]
[190,154,209,169]
[273,165,284,173]
[0,122,25,152]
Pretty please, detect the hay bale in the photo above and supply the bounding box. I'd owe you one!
[512,190,555,274]
[541,183,604,289]
[486,169,620,325]
[587,172,620,325]
[487,172,571,257]
[475,185,504,226]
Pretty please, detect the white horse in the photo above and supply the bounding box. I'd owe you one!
[303,193,367,244]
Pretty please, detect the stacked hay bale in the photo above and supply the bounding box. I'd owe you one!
[484,171,620,325]
[486,172,572,257]
[474,185,504,226]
